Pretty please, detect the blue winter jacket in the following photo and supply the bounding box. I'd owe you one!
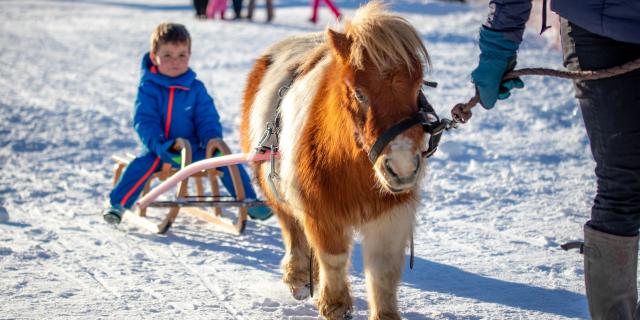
[133,53,222,156]
[484,0,640,44]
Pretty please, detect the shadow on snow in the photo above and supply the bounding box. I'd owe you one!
[129,220,587,319]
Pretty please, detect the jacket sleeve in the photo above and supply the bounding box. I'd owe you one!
[133,84,169,155]
[484,0,532,43]
[193,81,223,148]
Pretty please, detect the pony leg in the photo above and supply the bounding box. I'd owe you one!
[278,210,316,300]
[315,250,352,320]
[304,218,353,320]
[360,206,415,320]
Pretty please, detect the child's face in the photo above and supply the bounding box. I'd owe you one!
[152,42,191,78]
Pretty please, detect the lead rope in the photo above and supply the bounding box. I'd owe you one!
[451,57,640,124]
[451,57,640,254]
[410,230,414,270]
[309,248,314,298]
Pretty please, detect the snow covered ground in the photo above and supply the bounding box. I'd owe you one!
[0,0,600,319]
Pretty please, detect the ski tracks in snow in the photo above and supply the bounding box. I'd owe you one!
[168,244,242,319]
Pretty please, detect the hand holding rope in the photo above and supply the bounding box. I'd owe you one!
[451,56,640,124]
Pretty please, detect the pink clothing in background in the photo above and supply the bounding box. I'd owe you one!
[310,0,341,23]
[207,0,228,19]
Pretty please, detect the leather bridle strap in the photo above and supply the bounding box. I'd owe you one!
[368,114,423,163]
[367,91,445,164]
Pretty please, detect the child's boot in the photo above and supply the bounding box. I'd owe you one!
[103,205,125,225]
[248,205,273,221]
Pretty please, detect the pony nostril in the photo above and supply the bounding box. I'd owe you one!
[384,158,398,178]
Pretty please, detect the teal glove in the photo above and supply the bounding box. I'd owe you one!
[153,139,180,165]
[471,27,525,109]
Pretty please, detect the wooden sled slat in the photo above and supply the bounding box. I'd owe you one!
[121,210,160,234]
[181,207,247,235]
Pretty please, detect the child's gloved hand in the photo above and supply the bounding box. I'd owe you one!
[471,27,525,109]
[170,154,182,165]
[155,140,181,165]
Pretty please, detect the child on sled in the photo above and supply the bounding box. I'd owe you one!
[103,22,272,224]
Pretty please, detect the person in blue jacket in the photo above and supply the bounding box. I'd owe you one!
[471,1,640,318]
[103,22,272,225]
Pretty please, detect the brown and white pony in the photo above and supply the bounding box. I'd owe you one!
[240,2,431,319]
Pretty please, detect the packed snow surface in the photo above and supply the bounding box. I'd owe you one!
[1,0,601,319]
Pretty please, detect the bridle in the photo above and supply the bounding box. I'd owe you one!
[367,84,450,164]
[257,72,450,168]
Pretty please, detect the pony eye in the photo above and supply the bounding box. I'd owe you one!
[354,89,367,104]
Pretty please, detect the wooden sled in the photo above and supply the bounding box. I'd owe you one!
[111,138,257,235]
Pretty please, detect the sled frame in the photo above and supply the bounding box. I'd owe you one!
[111,138,249,235]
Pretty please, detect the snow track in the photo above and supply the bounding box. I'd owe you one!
[168,244,241,319]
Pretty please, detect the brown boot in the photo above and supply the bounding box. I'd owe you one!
[584,225,639,320]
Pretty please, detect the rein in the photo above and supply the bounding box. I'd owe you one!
[451,56,640,124]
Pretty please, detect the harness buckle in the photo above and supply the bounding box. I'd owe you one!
[255,121,280,153]
[278,85,289,98]
[267,145,283,202]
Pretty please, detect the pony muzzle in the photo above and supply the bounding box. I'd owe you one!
[375,151,422,193]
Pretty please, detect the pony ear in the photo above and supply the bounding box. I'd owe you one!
[327,29,352,64]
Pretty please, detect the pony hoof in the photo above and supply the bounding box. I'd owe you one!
[290,284,311,300]
[321,304,352,320]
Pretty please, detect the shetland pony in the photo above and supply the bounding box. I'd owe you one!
[240,2,430,319]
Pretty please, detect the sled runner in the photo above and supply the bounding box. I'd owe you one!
[111,138,269,235]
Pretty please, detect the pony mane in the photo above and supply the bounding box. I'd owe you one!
[344,1,430,75]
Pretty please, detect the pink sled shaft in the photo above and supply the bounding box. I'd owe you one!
[135,151,277,210]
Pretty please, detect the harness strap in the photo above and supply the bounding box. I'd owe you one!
[309,248,314,297]
[539,0,551,35]
[421,120,446,158]
[368,115,423,163]
[409,230,414,270]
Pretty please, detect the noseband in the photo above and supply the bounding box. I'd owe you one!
[367,88,447,164]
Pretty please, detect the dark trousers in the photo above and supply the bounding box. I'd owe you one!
[193,0,208,17]
[247,0,273,21]
[561,19,640,236]
[232,0,243,18]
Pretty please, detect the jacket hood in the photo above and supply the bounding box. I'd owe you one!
[140,52,196,88]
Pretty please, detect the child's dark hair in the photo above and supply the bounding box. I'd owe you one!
[150,22,191,53]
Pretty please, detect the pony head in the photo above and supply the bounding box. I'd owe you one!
[327,2,430,194]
